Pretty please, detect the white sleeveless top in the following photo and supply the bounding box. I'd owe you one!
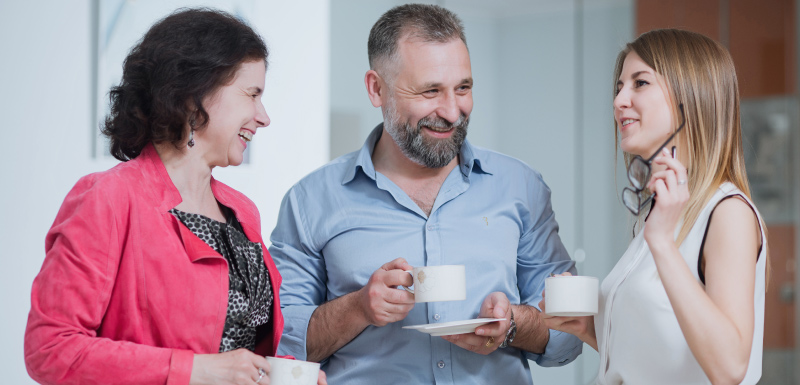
[596,182,766,384]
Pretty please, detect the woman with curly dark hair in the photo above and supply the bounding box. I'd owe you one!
[24,8,326,385]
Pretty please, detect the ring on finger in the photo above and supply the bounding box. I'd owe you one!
[677,179,687,185]
[257,368,266,383]
[485,336,495,347]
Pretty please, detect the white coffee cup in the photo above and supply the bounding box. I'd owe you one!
[266,357,320,385]
[544,275,599,316]
[402,265,466,303]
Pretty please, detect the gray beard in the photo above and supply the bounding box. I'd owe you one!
[382,100,469,169]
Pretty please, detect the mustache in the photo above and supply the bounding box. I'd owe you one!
[417,113,469,131]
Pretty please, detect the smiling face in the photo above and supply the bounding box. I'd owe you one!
[614,51,675,158]
[198,60,269,167]
[381,37,473,168]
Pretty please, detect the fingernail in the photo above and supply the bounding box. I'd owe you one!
[476,329,484,335]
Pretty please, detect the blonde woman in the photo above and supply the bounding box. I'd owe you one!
[541,29,767,384]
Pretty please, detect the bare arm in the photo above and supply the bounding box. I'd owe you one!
[305,292,369,362]
[646,152,760,384]
[306,258,415,362]
[648,198,758,384]
[507,304,551,353]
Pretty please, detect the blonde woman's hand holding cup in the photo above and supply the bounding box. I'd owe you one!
[539,272,598,351]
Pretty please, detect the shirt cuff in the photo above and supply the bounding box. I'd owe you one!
[524,329,583,367]
[166,349,194,385]
[276,305,318,361]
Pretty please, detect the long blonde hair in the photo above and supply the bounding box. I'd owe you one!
[614,29,768,272]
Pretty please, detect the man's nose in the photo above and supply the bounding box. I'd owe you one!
[435,92,461,124]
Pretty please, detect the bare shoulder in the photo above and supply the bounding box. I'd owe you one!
[705,195,761,261]
[709,196,759,238]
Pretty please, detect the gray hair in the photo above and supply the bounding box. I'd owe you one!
[368,4,467,76]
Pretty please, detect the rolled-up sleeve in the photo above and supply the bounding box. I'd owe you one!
[516,172,582,365]
[269,187,327,360]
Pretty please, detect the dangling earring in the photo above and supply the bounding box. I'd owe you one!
[188,115,196,148]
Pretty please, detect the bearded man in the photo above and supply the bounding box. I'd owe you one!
[270,4,582,384]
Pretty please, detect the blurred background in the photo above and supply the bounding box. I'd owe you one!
[0,0,796,384]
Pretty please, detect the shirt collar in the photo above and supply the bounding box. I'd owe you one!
[342,123,492,185]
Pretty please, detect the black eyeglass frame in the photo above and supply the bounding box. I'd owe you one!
[621,104,686,215]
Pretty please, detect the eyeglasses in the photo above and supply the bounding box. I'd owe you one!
[621,104,685,215]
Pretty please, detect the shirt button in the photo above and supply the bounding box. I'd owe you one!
[433,314,440,321]
[437,361,445,369]
[426,224,434,231]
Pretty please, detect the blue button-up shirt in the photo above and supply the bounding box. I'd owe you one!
[270,126,582,385]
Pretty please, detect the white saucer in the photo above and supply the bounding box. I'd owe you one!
[403,318,505,336]
[545,311,596,317]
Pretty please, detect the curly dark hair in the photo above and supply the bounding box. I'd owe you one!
[102,8,268,161]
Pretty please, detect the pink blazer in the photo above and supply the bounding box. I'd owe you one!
[25,144,286,385]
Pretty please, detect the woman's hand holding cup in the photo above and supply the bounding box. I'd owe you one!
[189,350,328,385]
[190,348,270,385]
[264,356,327,385]
[539,272,598,351]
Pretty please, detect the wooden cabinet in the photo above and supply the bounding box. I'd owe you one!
[636,0,795,97]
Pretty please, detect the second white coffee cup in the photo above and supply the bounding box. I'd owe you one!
[265,357,320,385]
[402,265,466,303]
[544,275,599,316]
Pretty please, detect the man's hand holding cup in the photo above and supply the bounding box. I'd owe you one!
[357,258,416,327]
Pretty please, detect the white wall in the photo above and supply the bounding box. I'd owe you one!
[329,1,634,384]
[579,1,635,281]
[218,0,330,231]
[0,2,98,382]
[0,1,329,383]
